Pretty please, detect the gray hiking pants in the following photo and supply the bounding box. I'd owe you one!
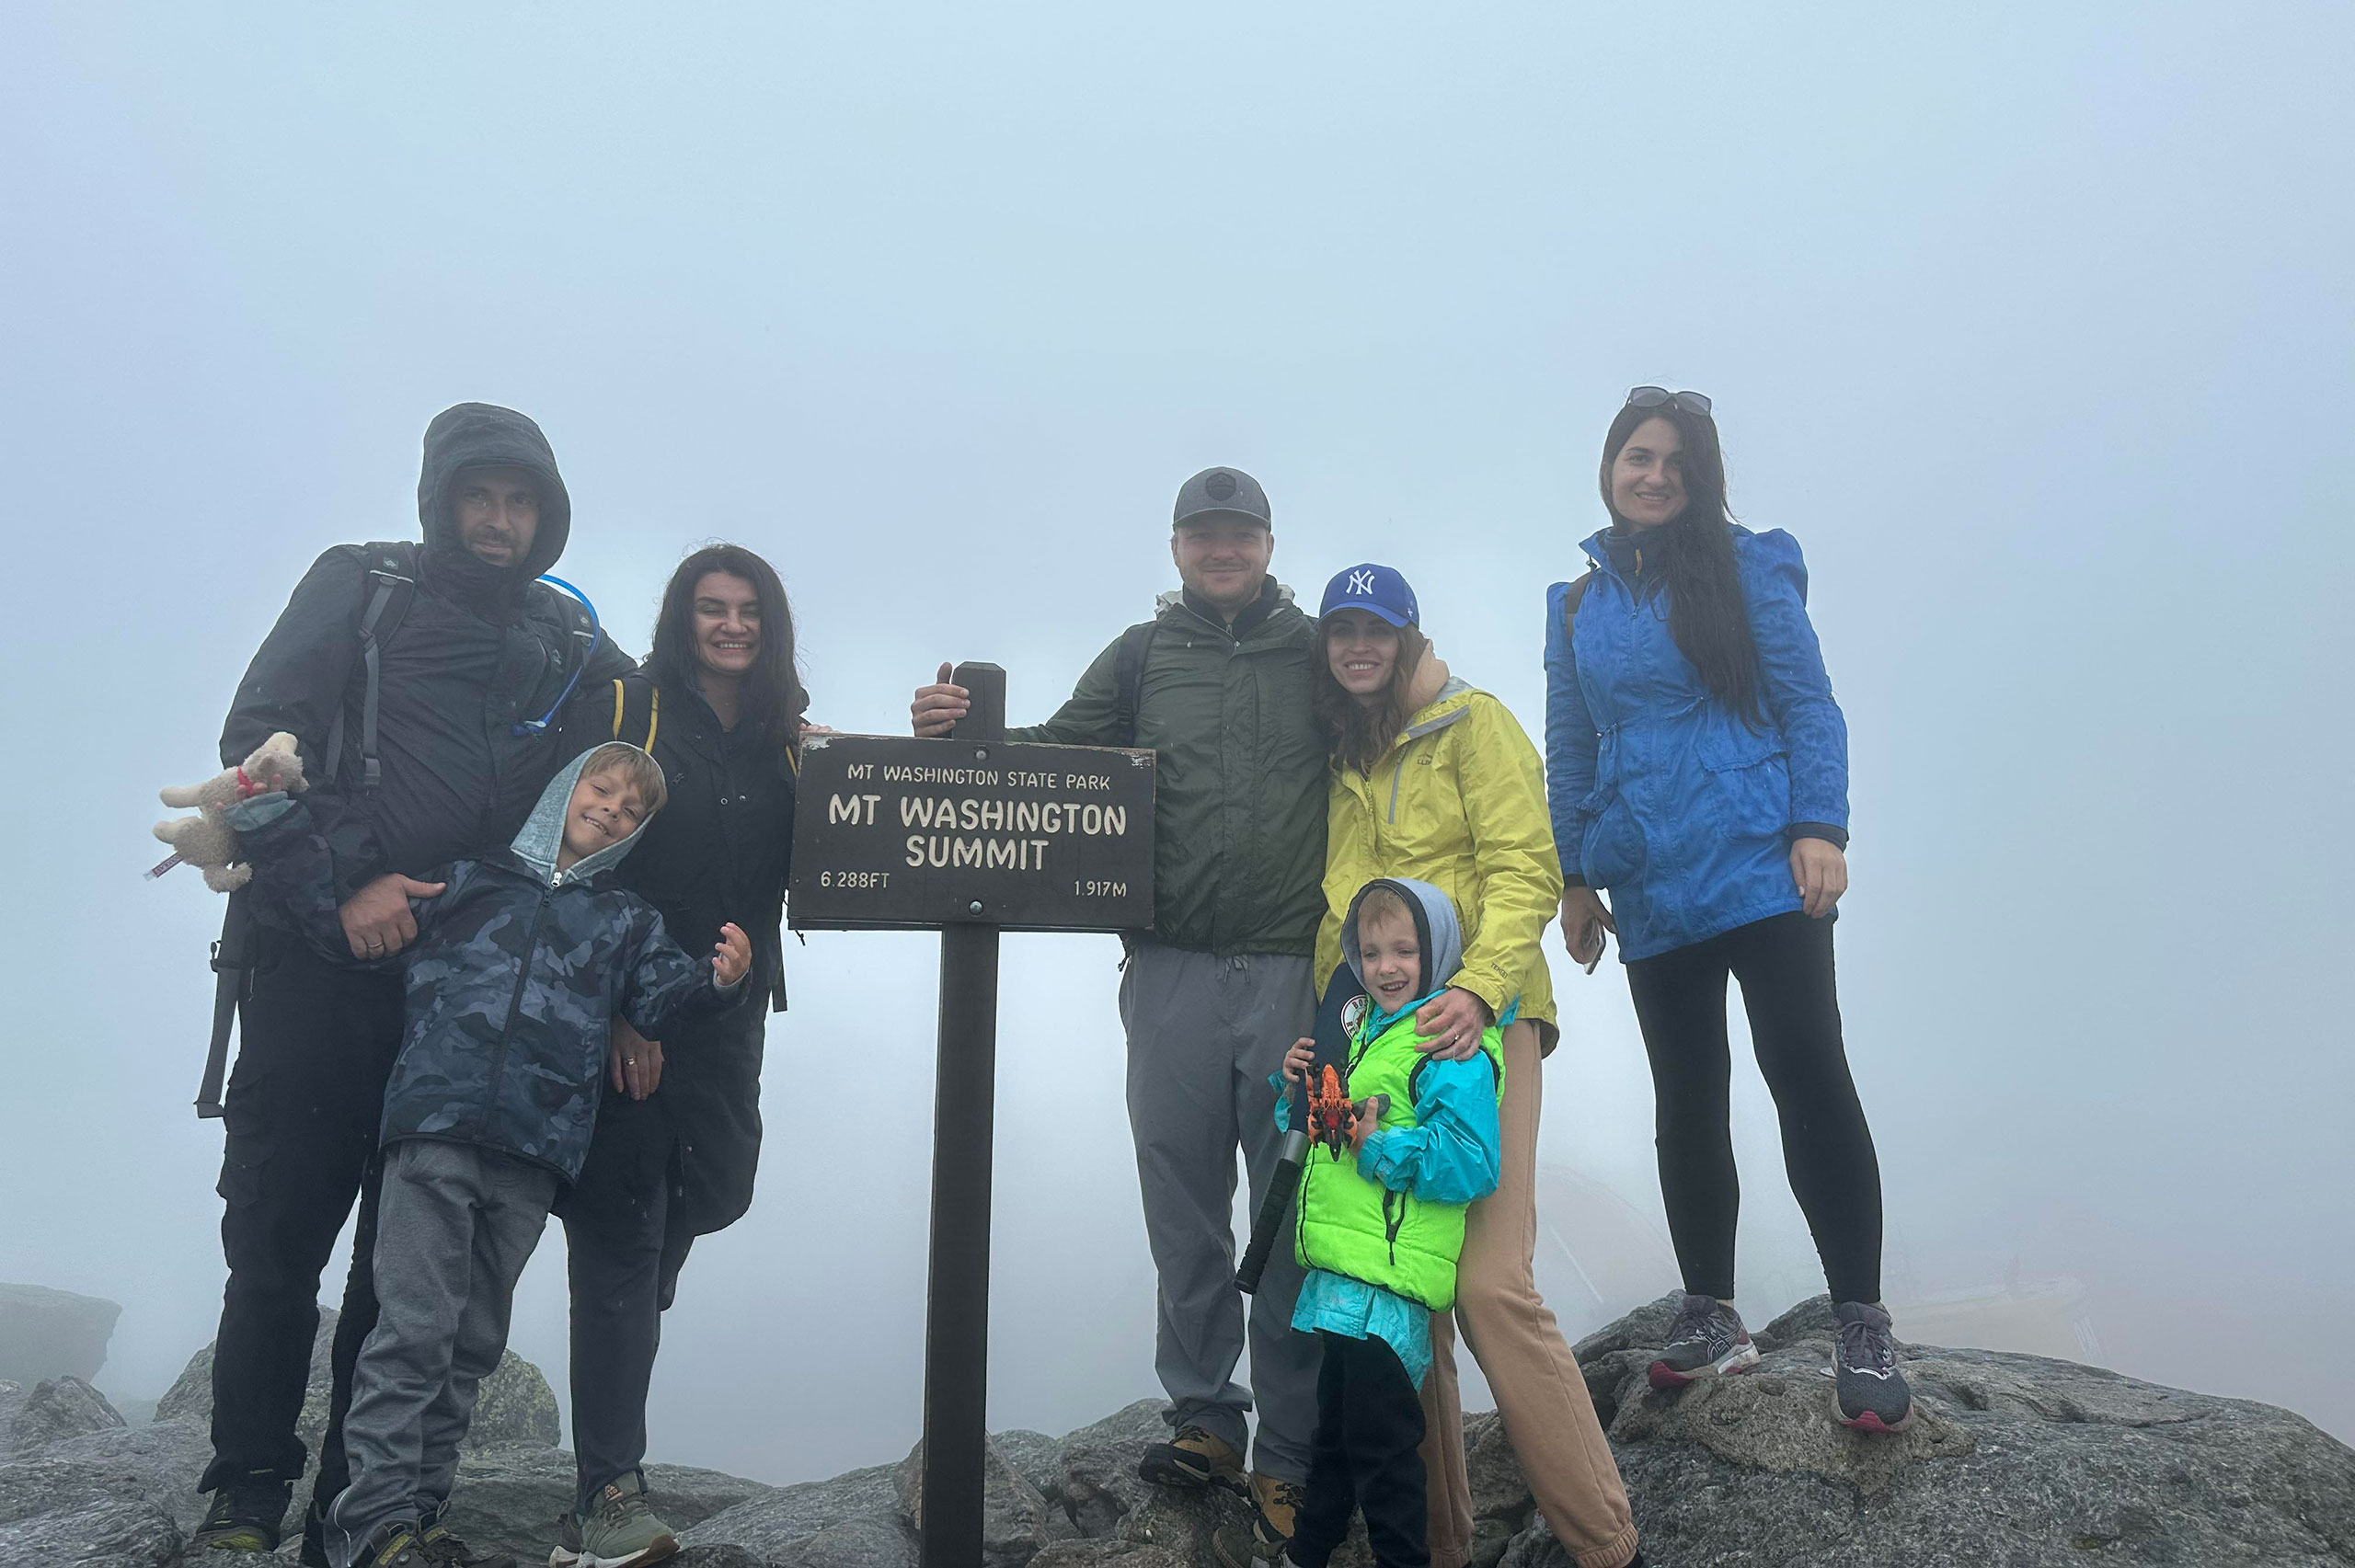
[1119,943,1318,1483]
[327,1139,557,1563]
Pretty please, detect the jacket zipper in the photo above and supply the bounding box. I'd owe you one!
[477,884,553,1139]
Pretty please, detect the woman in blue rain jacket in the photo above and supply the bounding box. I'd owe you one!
[1545,387,1913,1435]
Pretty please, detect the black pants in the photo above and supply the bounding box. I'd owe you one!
[1625,909,1882,1304]
[1289,1332,1428,1568]
[203,928,403,1497]
[558,1093,694,1516]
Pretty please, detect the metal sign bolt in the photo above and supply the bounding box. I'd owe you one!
[968,900,983,914]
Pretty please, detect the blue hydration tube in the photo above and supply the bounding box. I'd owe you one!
[513,573,603,735]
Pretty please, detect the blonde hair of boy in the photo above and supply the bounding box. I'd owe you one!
[579,742,669,818]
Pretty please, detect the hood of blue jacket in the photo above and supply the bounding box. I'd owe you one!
[512,745,656,887]
[1580,521,1757,585]
[1338,876,1465,1011]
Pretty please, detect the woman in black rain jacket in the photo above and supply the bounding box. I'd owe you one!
[553,545,807,1555]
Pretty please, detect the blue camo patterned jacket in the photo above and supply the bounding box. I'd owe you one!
[230,747,736,1182]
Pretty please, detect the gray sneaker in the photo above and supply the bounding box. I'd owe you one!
[1832,1300,1914,1432]
[1648,1292,1761,1389]
[551,1475,677,1568]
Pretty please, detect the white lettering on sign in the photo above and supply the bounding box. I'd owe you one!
[829,793,884,825]
[904,835,1058,869]
[882,764,1002,785]
[893,796,1126,838]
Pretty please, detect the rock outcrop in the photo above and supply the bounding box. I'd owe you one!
[670,1294,2355,1568]
[154,1307,561,1456]
[1540,1292,2355,1567]
[6,1376,128,1456]
[0,1283,122,1386]
[6,1294,2352,1566]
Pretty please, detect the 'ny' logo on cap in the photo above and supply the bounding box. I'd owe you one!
[1348,569,1376,596]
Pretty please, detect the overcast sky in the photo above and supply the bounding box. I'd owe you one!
[4,2,2350,1482]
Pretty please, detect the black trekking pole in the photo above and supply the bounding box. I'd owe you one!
[1237,966,1367,1294]
[1236,1076,1308,1295]
[195,889,253,1118]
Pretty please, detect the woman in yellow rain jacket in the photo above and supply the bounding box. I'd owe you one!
[1305,565,1642,1568]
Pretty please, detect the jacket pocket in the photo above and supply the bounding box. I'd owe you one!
[1577,787,1646,887]
[1697,731,1791,840]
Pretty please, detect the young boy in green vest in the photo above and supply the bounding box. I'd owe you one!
[1267,877,1504,1568]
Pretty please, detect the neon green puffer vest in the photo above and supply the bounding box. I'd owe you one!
[1293,1012,1504,1311]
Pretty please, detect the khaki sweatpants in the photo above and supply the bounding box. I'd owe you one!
[1420,1021,1640,1568]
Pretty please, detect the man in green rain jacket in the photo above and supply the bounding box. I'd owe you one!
[910,467,1327,1551]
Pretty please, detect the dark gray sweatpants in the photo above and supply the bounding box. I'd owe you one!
[1119,942,1319,1483]
[327,1139,557,1564]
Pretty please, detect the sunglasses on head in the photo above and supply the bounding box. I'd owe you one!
[1626,386,1713,417]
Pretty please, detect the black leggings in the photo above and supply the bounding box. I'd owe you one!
[1625,910,1882,1305]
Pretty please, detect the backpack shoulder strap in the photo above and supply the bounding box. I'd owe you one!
[607,675,661,752]
[528,577,601,658]
[323,542,419,790]
[1562,568,1596,635]
[1110,617,1162,749]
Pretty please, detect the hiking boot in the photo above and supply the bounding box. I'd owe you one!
[191,1479,294,1552]
[559,1474,678,1568]
[1648,1292,1760,1389]
[349,1521,429,1568]
[1832,1300,1915,1432]
[1212,1472,1306,1565]
[1136,1424,1246,1493]
[419,1504,518,1568]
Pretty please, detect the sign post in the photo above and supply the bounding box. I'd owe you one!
[920,665,1003,1568]
[788,662,1155,1566]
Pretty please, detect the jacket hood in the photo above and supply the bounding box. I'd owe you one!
[1580,521,1756,583]
[1340,876,1465,1009]
[417,402,574,600]
[1398,671,1476,742]
[512,745,654,887]
[1157,578,1298,627]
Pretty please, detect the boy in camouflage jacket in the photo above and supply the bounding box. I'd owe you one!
[228,742,750,1568]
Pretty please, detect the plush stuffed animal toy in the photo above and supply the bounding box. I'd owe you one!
[149,732,309,892]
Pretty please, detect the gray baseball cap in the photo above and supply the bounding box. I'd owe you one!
[1172,466,1271,530]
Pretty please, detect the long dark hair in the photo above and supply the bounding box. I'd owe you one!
[1311,617,1432,774]
[1598,401,1763,726]
[649,544,809,759]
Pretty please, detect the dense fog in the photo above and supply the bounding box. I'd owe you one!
[4,2,2349,1484]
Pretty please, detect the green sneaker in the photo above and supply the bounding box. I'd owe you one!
[561,1475,678,1568]
[190,1480,293,1552]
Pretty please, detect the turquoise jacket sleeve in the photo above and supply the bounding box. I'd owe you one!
[1356,1053,1501,1206]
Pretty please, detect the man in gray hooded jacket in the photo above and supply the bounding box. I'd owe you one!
[198,405,634,1560]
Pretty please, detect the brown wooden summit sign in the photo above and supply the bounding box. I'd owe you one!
[790,664,1156,1568]
[788,731,1155,932]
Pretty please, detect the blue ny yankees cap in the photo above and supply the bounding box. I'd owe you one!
[1319,562,1419,628]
